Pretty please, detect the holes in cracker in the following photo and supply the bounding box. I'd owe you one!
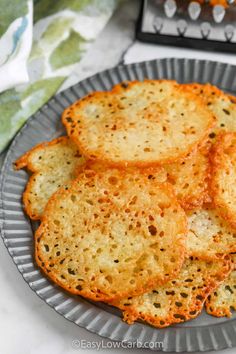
[148,225,157,236]
[105,275,113,284]
[174,314,186,320]
[44,244,49,252]
[71,195,76,202]
[68,268,75,275]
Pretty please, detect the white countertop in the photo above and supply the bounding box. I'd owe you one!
[0,1,236,353]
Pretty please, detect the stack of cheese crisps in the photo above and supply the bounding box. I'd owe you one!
[15,79,236,327]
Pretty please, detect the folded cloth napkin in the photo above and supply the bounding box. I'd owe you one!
[0,0,119,153]
[0,0,33,92]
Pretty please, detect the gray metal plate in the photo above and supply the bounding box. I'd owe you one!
[1,58,236,352]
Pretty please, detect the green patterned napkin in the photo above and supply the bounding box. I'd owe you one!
[0,0,119,153]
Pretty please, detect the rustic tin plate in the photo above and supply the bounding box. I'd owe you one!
[1,58,236,352]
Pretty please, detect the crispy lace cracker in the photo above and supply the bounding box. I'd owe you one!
[206,254,236,317]
[113,256,231,328]
[210,132,236,228]
[62,80,215,167]
[187,208,236,259]
[184,83,236,140]
[164,142,211,210]
[15,137,85,220]
[35,167,187,302]
[84,160,168,183]
[89,143,211,211]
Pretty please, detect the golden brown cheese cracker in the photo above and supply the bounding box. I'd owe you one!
[35,167,187,302]
[184,83,236,140]
[187,208,236,259]
[164,142,211,210]
[206,254,236,318]
[210,132,236,228]
[113,257,231,328]
[63,80,215,167]
[15,137,85,220]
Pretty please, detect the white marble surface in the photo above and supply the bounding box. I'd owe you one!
[124,40,236,66]
[0,1,236,353]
